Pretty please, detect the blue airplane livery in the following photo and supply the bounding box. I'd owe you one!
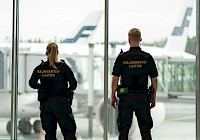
[172,7,193,36]
[62,26,96,43]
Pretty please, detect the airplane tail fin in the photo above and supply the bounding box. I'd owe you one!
[62,11,103,43]
[164,1,194,52]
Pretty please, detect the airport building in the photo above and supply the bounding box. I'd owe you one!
[0,0,199,139]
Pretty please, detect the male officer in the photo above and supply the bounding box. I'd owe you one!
[111,28,158,140]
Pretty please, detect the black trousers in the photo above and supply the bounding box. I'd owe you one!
[40,96,76,140]
[117,93,153,140]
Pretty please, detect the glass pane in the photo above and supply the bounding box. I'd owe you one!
[109,0,196,139]
[18,0,104,139]
[0,0,12,139]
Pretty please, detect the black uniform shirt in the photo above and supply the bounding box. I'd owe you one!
[29,60,77,96]
[112,47,158,91]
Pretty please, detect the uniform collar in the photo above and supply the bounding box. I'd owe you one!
[129,46,141,51]
[46,59,60,65]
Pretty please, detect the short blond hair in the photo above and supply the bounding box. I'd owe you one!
[128,28,141,41]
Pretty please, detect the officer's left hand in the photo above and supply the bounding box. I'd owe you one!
[111,96,118,109]
[150,98,156,109]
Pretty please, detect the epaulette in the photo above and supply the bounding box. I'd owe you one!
[60,59,65,63]
[120,49,124,55]
[37,60,46,69]
[40,60,46,65]
[60,59,69,68]
[115,49,124,62]
[60,59,67,65]
[117,49,124,58]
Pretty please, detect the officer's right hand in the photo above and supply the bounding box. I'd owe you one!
[111,96,118,109]
[150,98,156,109]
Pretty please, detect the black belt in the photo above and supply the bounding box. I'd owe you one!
[47,93,67,97]
[128,89,147,92]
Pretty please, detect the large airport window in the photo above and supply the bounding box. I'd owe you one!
[0,51,4,89]
[109,0,196,139]
[1,0,198,139]
[18,0,104,139]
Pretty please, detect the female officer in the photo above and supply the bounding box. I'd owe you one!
[29,42,77,140]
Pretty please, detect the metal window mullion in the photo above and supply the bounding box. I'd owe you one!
[104,0,109,139]
[11,0,19,139]
[196,0,200,139]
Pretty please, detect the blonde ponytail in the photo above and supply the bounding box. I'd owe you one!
[46,42,58,69]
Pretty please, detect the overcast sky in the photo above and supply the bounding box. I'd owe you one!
[0,0,196,43]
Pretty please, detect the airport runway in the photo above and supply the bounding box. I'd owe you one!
[0,95,195,140]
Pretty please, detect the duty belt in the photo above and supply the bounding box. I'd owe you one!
[128,89,148,94]
[117,86,147,97]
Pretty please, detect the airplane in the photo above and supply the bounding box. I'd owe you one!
[0,0,195,138]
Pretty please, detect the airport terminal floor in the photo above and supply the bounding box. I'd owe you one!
[0,0,200,140]
[0,91,196,140]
